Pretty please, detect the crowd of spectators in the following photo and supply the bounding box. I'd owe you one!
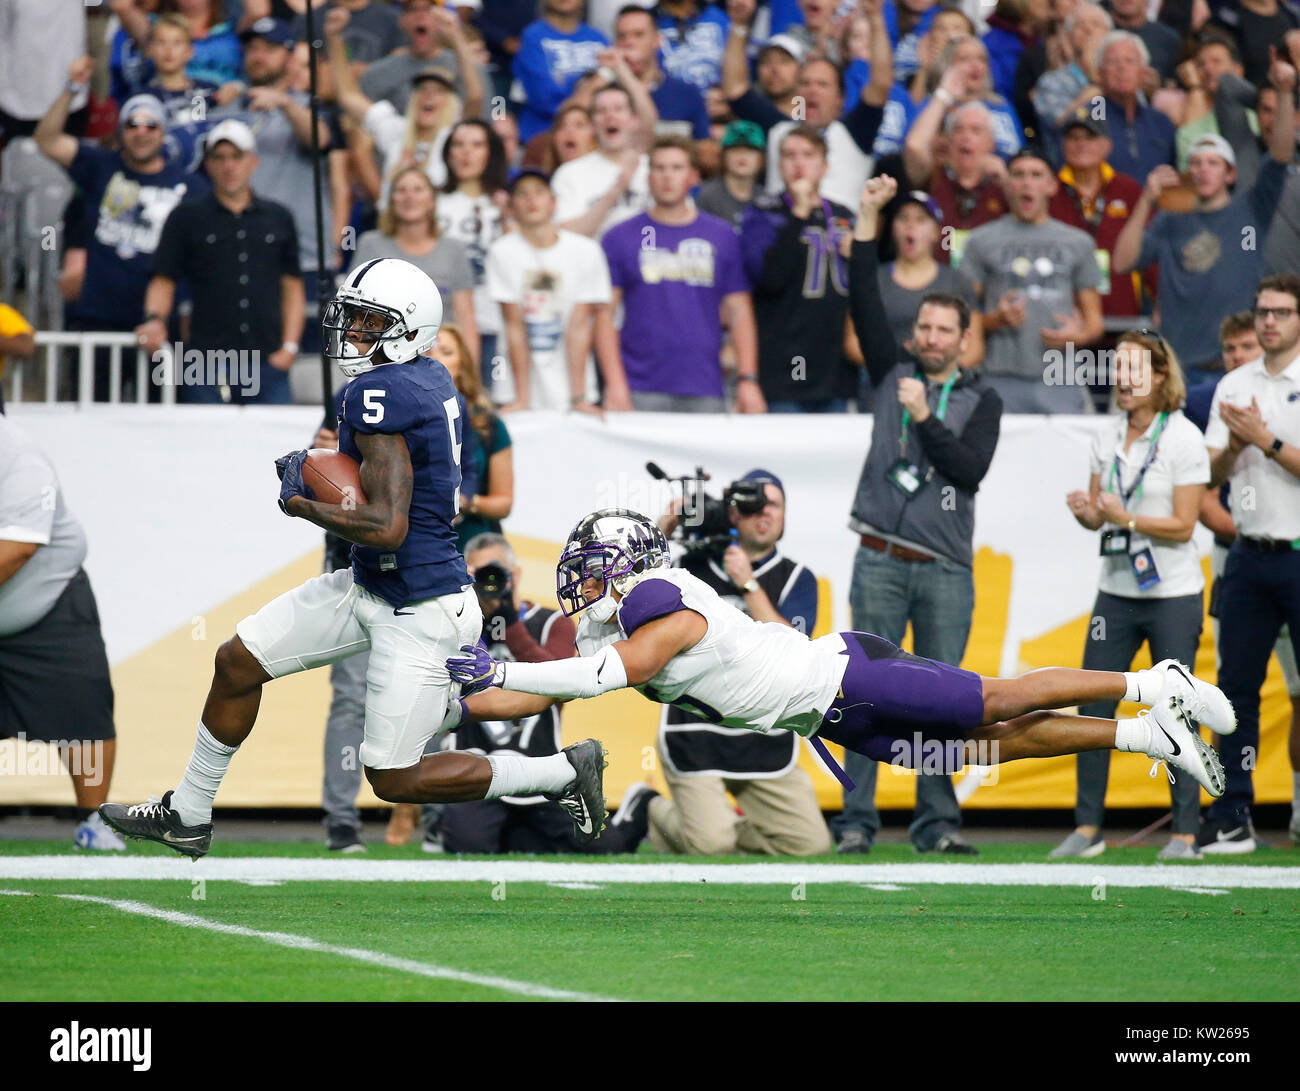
[1,0,1298,412]
[1,0,1298,854]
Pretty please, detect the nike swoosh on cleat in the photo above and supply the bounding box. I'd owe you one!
[1169,663,1194,686]
[566,797,593,834]
[1158,724,1182,756]
[162,832,206,843]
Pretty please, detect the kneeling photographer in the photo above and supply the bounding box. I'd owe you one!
[436,533,580,853]
[438,533,640,854]
[647,468,832,856]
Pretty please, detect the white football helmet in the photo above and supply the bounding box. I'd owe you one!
[323,257,443,378]
[556,508,670,618]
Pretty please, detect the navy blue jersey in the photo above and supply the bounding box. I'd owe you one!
[66,143,204,327]
[338,357,470,607]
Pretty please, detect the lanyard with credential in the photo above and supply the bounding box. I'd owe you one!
[898,370,959,454]
[1107,411,1169,507]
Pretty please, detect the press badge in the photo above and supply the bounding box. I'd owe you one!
[887,458,925,497]
[1100,529,1130,556]
[1130,547,1161,590]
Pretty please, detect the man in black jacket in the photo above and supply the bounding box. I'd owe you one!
[835,174,1004,855]
[739,125,859,412]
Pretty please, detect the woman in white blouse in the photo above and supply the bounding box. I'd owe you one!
[324,5,482,209]
[437,120,510,392]
[1059,331,1211,861]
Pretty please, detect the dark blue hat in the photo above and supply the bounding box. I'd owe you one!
[240,16,296,49]
[740,468,784,499]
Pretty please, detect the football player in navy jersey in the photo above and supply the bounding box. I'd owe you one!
[101,259,606,857]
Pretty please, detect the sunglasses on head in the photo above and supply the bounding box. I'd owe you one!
[1123,327,1171,365]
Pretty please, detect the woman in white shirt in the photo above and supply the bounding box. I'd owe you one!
[438,119,510,393]
[1059,331,1211,861]
[324,6,481,210]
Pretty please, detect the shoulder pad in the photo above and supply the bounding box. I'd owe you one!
[618,576,686,636]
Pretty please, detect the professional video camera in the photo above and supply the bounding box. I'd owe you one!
[647,462,767,557]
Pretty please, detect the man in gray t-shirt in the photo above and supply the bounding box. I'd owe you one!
[357,1,489,115]
[0,415,120,850]
[961,151,1103,413]
[293,0,405,65]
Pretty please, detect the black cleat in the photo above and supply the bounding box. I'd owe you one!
[836,829,872,855]
[325,823,366,854]
[99,791,213,860]
[548,739,608,846]
[606,781,657,851]
[920,832,979,856]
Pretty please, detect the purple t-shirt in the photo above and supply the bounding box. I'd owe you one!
[601,211,747,398]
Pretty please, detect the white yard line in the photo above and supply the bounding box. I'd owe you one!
[0,856,1298,888]
[1,891,617,1003]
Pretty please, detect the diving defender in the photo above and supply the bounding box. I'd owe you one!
[448,510,1235,797]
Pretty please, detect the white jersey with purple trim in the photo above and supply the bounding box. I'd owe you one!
[576,568,848,737]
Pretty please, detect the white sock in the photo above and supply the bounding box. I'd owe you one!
[1123,668,1163,704]
[483,753,573,799]
[170,722,238,826]
[1114,716,1151,754]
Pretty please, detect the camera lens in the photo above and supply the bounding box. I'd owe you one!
[474,562,510,596]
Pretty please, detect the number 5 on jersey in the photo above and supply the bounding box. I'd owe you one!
[443,395,462,515]
[362,388,385,423]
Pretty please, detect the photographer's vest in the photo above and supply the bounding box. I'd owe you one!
[661,553,804,778]
[449,603,562,805]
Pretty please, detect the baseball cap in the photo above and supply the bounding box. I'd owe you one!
[740,468,784,500]
[118,94,167,129]
[1063,109,1107,138]
[412,65,457,90]
[759,33,807,63]
[721,120,765,152]
[897,190,943,223]
[205,118,256,155]
[507,167,550,195]
[239,16,296,49]
[1188,133,1236,167]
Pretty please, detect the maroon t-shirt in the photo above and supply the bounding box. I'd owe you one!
[929,168,1008,265]
[1048,165,1151,317]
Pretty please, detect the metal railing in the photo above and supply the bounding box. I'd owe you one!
[23,332,177,405]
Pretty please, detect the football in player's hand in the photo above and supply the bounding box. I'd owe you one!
[303,449,367,508]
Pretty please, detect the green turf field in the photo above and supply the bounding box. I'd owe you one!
[3,839,1298,1001]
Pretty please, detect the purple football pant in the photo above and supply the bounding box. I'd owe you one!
[815,632,986,772]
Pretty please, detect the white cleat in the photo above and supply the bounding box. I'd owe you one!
[1153,659,1237,736]
[74,811,126,851]
[1142,696,1225,798]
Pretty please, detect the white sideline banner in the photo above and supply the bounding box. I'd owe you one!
[14,405,1296,811]
[8,405,1196,666]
